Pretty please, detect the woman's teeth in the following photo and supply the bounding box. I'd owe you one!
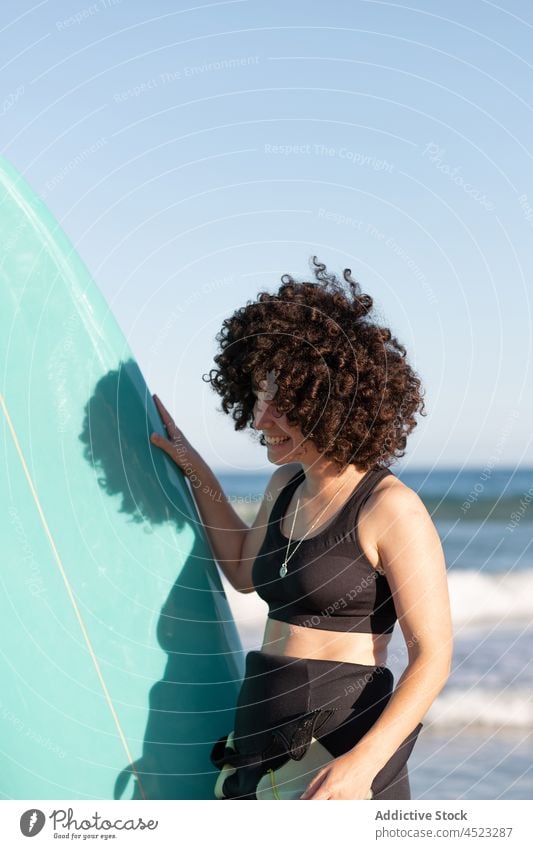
[265,435,290,445]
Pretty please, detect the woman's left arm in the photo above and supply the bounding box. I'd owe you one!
[351,485,453,764]
[300,485,453,799]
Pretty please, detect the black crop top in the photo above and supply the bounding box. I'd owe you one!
[251,466,397,634]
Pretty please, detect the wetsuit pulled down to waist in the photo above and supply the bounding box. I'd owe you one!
[210,650,423,800]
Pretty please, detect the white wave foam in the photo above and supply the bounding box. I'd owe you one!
[448,570,533,627]
[427,688,533,729]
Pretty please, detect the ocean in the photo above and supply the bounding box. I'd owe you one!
[215,466,533,800]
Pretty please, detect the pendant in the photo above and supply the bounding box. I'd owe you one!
[279,562,288,578]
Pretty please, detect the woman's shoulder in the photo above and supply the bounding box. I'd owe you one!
[358,471,437,575]
[367,470,433,531]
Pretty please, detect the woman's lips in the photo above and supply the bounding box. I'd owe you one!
[265,435,291,446]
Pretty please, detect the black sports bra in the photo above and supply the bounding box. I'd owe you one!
[251,466,397,634]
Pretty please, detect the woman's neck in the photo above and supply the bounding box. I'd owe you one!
[296,460,368,502]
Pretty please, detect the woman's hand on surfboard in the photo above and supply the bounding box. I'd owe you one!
[150,394,200,472]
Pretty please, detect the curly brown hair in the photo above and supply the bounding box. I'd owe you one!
[202,257,426,469]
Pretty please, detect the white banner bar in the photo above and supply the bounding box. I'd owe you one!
[2,799,530,848]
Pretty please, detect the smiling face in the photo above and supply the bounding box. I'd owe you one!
[252,372,313,464]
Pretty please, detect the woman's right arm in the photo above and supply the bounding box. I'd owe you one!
[150,393,298,592]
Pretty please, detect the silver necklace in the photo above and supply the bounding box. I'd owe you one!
[279,474,363,578]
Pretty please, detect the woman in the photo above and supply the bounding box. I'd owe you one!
[150,257,453,800]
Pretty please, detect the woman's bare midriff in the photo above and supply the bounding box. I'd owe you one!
[260,617,393,666]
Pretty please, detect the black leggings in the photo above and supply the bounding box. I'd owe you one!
[210,650,422,800]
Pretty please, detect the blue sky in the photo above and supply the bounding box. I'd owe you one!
[2,0,532,472]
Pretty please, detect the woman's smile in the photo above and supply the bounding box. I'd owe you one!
[264,434,291,446]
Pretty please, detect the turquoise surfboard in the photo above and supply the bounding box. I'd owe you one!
[0,157,244,800]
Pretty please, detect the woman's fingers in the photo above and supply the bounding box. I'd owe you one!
[150,393,199,473]
[151,434,187,472]
[150,433,173,456]
[151,394,178,451]
[153,393,176,433]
